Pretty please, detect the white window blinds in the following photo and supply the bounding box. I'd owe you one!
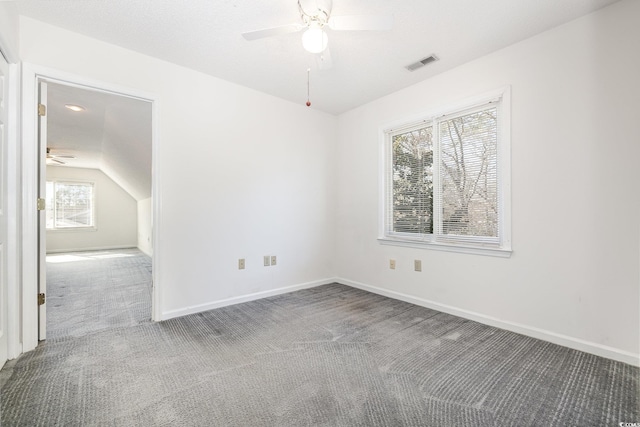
[391,125,433,234]
[46,181,95,229]
[383,91,509,253]
[437,106,499,246]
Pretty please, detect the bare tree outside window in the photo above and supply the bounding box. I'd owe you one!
[392,126,433,234]
[440,108,498,237]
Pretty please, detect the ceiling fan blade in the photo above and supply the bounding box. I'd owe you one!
[46,147,75,159]
[328,15,393,31]
[242,24,303,41]
[316,47,333,70]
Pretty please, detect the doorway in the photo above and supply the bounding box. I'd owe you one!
[41,80,153,340]
[21,66,159,349]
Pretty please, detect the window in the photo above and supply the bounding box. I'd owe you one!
[380,88,511,256]
[46,181,96,230]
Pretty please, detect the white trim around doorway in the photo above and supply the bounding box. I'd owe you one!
[20,63,161,353]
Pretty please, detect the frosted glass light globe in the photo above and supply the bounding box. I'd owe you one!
[302,28,328,53]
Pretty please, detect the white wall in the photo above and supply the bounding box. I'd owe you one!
[0,2,19,61]
[20,16,338,317]
[335,0,639,363]
[46,166,137,252]
[137,197,152,256]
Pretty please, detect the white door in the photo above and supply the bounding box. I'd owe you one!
[0,53,10,366]
[38,81,48,340]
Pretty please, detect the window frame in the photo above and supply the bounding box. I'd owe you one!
[46,179,97,231]
[378,87,511,257]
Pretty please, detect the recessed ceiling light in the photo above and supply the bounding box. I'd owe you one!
[65,104,86,112]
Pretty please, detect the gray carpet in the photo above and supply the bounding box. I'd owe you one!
[45,248,152,339]
[1,281,638,426]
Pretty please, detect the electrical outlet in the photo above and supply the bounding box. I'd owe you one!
[271,255,277,266]
[389,259,396,270]
[238,259,245,270]
[264,255,271,267]
[414,260,422,272]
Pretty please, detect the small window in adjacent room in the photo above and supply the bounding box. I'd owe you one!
[380,88,511,256]
[46,181,96,230]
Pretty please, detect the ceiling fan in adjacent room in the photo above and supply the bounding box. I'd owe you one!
[241,0,393,68]
[46,147,75,165]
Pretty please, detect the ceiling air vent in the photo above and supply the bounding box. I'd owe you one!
[405,55,438,72]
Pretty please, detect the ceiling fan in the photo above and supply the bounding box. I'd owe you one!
[46,148,75,165]
[242,0,393,68]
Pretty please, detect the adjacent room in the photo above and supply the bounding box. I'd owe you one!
[0,0,637,425]
[43,81,153,339]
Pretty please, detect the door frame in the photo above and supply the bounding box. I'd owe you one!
[0,48,18,364]
[21,63,162,352]
[1,46,21,361]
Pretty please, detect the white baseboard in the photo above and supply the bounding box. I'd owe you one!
[159,276,638,366]
[161,278,336,320]
[338,277,640,367]
[136,246,153,257]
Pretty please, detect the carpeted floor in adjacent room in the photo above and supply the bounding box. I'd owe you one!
[0,249,638,426]
[44,248,153,339]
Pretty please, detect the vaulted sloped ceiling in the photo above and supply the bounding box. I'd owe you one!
[46,82,152,201]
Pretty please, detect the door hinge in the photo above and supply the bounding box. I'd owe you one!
[38,293,46,306]
[37,198,46,211]
[38,103,46,117]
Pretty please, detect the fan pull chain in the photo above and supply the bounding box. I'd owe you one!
[306,68,311,107]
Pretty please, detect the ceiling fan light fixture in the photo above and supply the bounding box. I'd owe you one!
[65,104,86,112]
[302,27,328,53]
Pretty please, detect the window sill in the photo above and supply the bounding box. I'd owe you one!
[378,237,512,258]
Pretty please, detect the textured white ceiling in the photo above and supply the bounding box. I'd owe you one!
[17,0,620,115]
